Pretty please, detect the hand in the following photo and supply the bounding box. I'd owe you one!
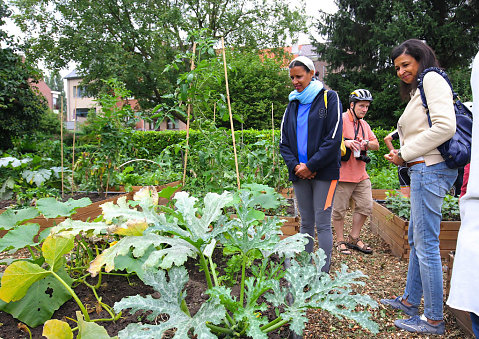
[294,163,315,180]
[360,139,369,149]
[347,139,361,152]
[384,149,405,166]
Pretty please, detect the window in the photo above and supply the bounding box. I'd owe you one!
[52,96,61,111]
[75,108,90,118]
[166,118,179,130]
[73,86,86,98]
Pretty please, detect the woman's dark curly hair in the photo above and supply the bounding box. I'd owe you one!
[391,39,441,101]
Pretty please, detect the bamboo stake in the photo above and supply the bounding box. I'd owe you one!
[213,102,216,124]
[182,42,197,186]
[71,92,77,193]
[221,37,240,189]
[60,96,64,198]
[271,102,275,165]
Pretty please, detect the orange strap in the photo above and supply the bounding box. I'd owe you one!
[324,180,338,210]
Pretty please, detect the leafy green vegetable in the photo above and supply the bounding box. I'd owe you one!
[114,267,225,338]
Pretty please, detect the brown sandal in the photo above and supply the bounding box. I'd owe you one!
[347,235,373,254]
[337,241,352,255]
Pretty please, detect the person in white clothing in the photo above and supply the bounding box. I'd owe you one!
[446,50,479,338]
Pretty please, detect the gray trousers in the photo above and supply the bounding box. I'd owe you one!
[293,179,334,272]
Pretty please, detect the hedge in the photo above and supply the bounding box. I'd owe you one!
[129,129,282,159]
[62,127,396,166]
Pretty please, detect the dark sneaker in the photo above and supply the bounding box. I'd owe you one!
[380,296,419,316]
[394,315,445,335]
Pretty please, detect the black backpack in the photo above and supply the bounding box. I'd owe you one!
[418,67,473,169]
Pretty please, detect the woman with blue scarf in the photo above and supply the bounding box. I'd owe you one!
[280,56,343,272]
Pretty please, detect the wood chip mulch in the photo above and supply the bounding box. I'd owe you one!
[303,211,472,339]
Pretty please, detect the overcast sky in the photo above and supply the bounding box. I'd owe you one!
[295,0,338,44]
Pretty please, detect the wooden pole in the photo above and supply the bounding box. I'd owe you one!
[271,102,275,165]
[182,42,197,186]
[213,102,216,124]
[60,96,64,198]
[71,92,77,193]
[221,37,241,189]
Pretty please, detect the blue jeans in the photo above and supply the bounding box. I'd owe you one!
[402,161,457,321]
[471,312,479,338]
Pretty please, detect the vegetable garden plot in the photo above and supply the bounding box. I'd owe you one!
[0,187,379,338]
[370,200,461,260]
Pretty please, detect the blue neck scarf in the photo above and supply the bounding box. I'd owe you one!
[288,79,324,104]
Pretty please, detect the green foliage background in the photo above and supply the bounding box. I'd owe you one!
[0,2,49,150]
[314,0,478,129]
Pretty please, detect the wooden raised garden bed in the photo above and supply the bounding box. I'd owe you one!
[279,214,300,240]
[370,200,460,260]
[276,188,299,239]
[0,181,183,238]
[0,192,130,238]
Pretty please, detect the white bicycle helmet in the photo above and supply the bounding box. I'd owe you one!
[349,89,373,103]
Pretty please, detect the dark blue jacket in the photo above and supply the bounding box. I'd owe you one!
[279,89,343,181]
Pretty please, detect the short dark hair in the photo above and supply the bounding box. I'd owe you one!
[391,39,441,101]
[289,60,310,73]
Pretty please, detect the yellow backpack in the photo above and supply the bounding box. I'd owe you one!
[324,90,346,156]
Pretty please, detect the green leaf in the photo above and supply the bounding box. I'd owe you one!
[42,235,75,271]
[0,156,31,168]
[241,183,283,210]
[0,224,40,252]
[114,267,225,338]
[113,245,157,280]
[49,219,110,237]
[221,212,282,255]
[265,249,379,335]
[0,267,73,327]
[262,232,309,259]
[174,191,232,242]
[157,184,181,199]
[0,207,39,230]
[88,233,197,276]
[22,169,52,186]
[0,261,49,302]
[36,197,92,218]
[0,177,15,200]
[43,319,73,339]
[101,197,175,233]
[76,311,117,338]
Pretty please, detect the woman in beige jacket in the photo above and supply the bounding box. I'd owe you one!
[381,39,458,335]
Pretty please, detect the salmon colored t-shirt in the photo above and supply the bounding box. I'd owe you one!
[340,111,377,183]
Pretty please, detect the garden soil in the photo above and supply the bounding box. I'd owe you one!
[0,211,472,338]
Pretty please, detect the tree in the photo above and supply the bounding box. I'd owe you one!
[45,70,65,93]
[0,0,49,150]
[313,0,478,128]
[211,49,292,130]
[11,0,306,123]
